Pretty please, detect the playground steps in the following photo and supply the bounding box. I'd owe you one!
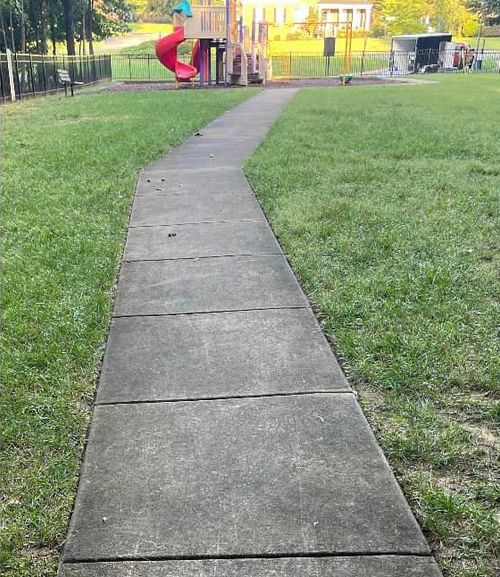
[231,53,265,85]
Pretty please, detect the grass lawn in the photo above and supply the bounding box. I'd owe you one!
[269,36,500,54]
[246,75,499,577]
[0,87,253,576]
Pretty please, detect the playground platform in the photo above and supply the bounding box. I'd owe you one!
[58,89,442,577]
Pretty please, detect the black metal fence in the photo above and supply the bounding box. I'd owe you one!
[1,49,499,99]
[111,49,500,83]
[270,49,500,79]
[111,53,181,82]
[0,53,112,103]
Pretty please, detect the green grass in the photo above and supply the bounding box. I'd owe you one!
[119,37,193,56]
[269,36,500,54]
[0,87,253,576]
[119,39,158,55]
[130,22,169,34]
[246,75,499,577]
[271,52,390,78]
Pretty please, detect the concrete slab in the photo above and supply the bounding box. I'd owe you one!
[62,395,430,561]
[129,190,265,227]
[143,92,299,173]
[137,168,251,196]
[59,89,435,576]
[113,256,307,316]
[60,556,442,577]
[123,221,281,261]
[96,309,349,403]
[147,149,258,170]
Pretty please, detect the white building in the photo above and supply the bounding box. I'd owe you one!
[241,1,373,30]
[317,2,373,30]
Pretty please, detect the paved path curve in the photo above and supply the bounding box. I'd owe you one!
[59,90,441,576]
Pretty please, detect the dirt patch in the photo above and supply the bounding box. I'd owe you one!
[20,546,56,560]
[96,76,418,94]
[269,76,415,88]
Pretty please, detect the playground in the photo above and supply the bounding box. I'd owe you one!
[1,47,499,577]
[154,0,270,87]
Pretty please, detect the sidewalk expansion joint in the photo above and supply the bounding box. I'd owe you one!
[128,219,265,228]
[63,551,433,565]
[123,252,283,263]
[140,165,244,174]
[95,390,354,407]
[112,305,309,319]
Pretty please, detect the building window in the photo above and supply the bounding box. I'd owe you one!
[359,9,367,29]
[321,9,339,24]
[255,7,264,22]
[275,6,286,25]
[346,9,353,23]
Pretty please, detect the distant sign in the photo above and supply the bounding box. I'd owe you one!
[324,37,336,57]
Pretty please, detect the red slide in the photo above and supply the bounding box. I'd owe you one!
[155,27,198,81]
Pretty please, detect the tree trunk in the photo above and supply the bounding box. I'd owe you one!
[20,1,26,52]
[40,0,49,54]
[49,14,57,55]
[87,0,94,56]
[9,7,15,51]
[63,0,75,55]
[0,9,9,51]
[81,17,86,55]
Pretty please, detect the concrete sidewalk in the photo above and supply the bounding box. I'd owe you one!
[59,90,441,576]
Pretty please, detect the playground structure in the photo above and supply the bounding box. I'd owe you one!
[155,1,269,86]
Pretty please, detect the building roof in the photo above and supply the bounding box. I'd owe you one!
[317,1,373,5]
[392,33,452,40]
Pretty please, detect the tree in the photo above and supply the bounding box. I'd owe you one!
[306,6,318,38]
[431,0,479,33]
[375,0,430,35]
[93,0,132,39]
[468,0,500,24]
[63,0,75,54]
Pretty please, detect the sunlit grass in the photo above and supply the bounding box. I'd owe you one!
[269,35,500,54]
[0,87,253,577]
[246,75,499,577]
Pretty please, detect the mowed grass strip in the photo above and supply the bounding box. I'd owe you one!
[246,76,499,577]
[1,87,253,577]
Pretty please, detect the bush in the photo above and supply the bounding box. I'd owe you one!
[286,31,308,41]
[483,25,500,37]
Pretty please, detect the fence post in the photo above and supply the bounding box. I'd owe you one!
[41,54,47,93]
[147,54,151,81]
[360,50,365,76]
[13,51,22,100]
[6,49,16,101]
[129,55,132,80]
[0,55,5,101]
[289,52,292,78]
[29,53,36,95]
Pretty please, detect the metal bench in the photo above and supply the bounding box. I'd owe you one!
[57,69,83,96]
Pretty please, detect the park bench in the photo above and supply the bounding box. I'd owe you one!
[57,69,83,97]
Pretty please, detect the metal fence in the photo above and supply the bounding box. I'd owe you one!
[110,49,500,83]
[111,54,182,82]
[1,49,499,99]
[0,53,112,102]
[270,49,500,79]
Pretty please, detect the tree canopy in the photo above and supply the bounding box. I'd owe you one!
[373,0,484,36]
[1,0,498,55]
[0,0,133,54]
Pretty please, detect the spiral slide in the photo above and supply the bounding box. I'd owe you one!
[155,27,198,81]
